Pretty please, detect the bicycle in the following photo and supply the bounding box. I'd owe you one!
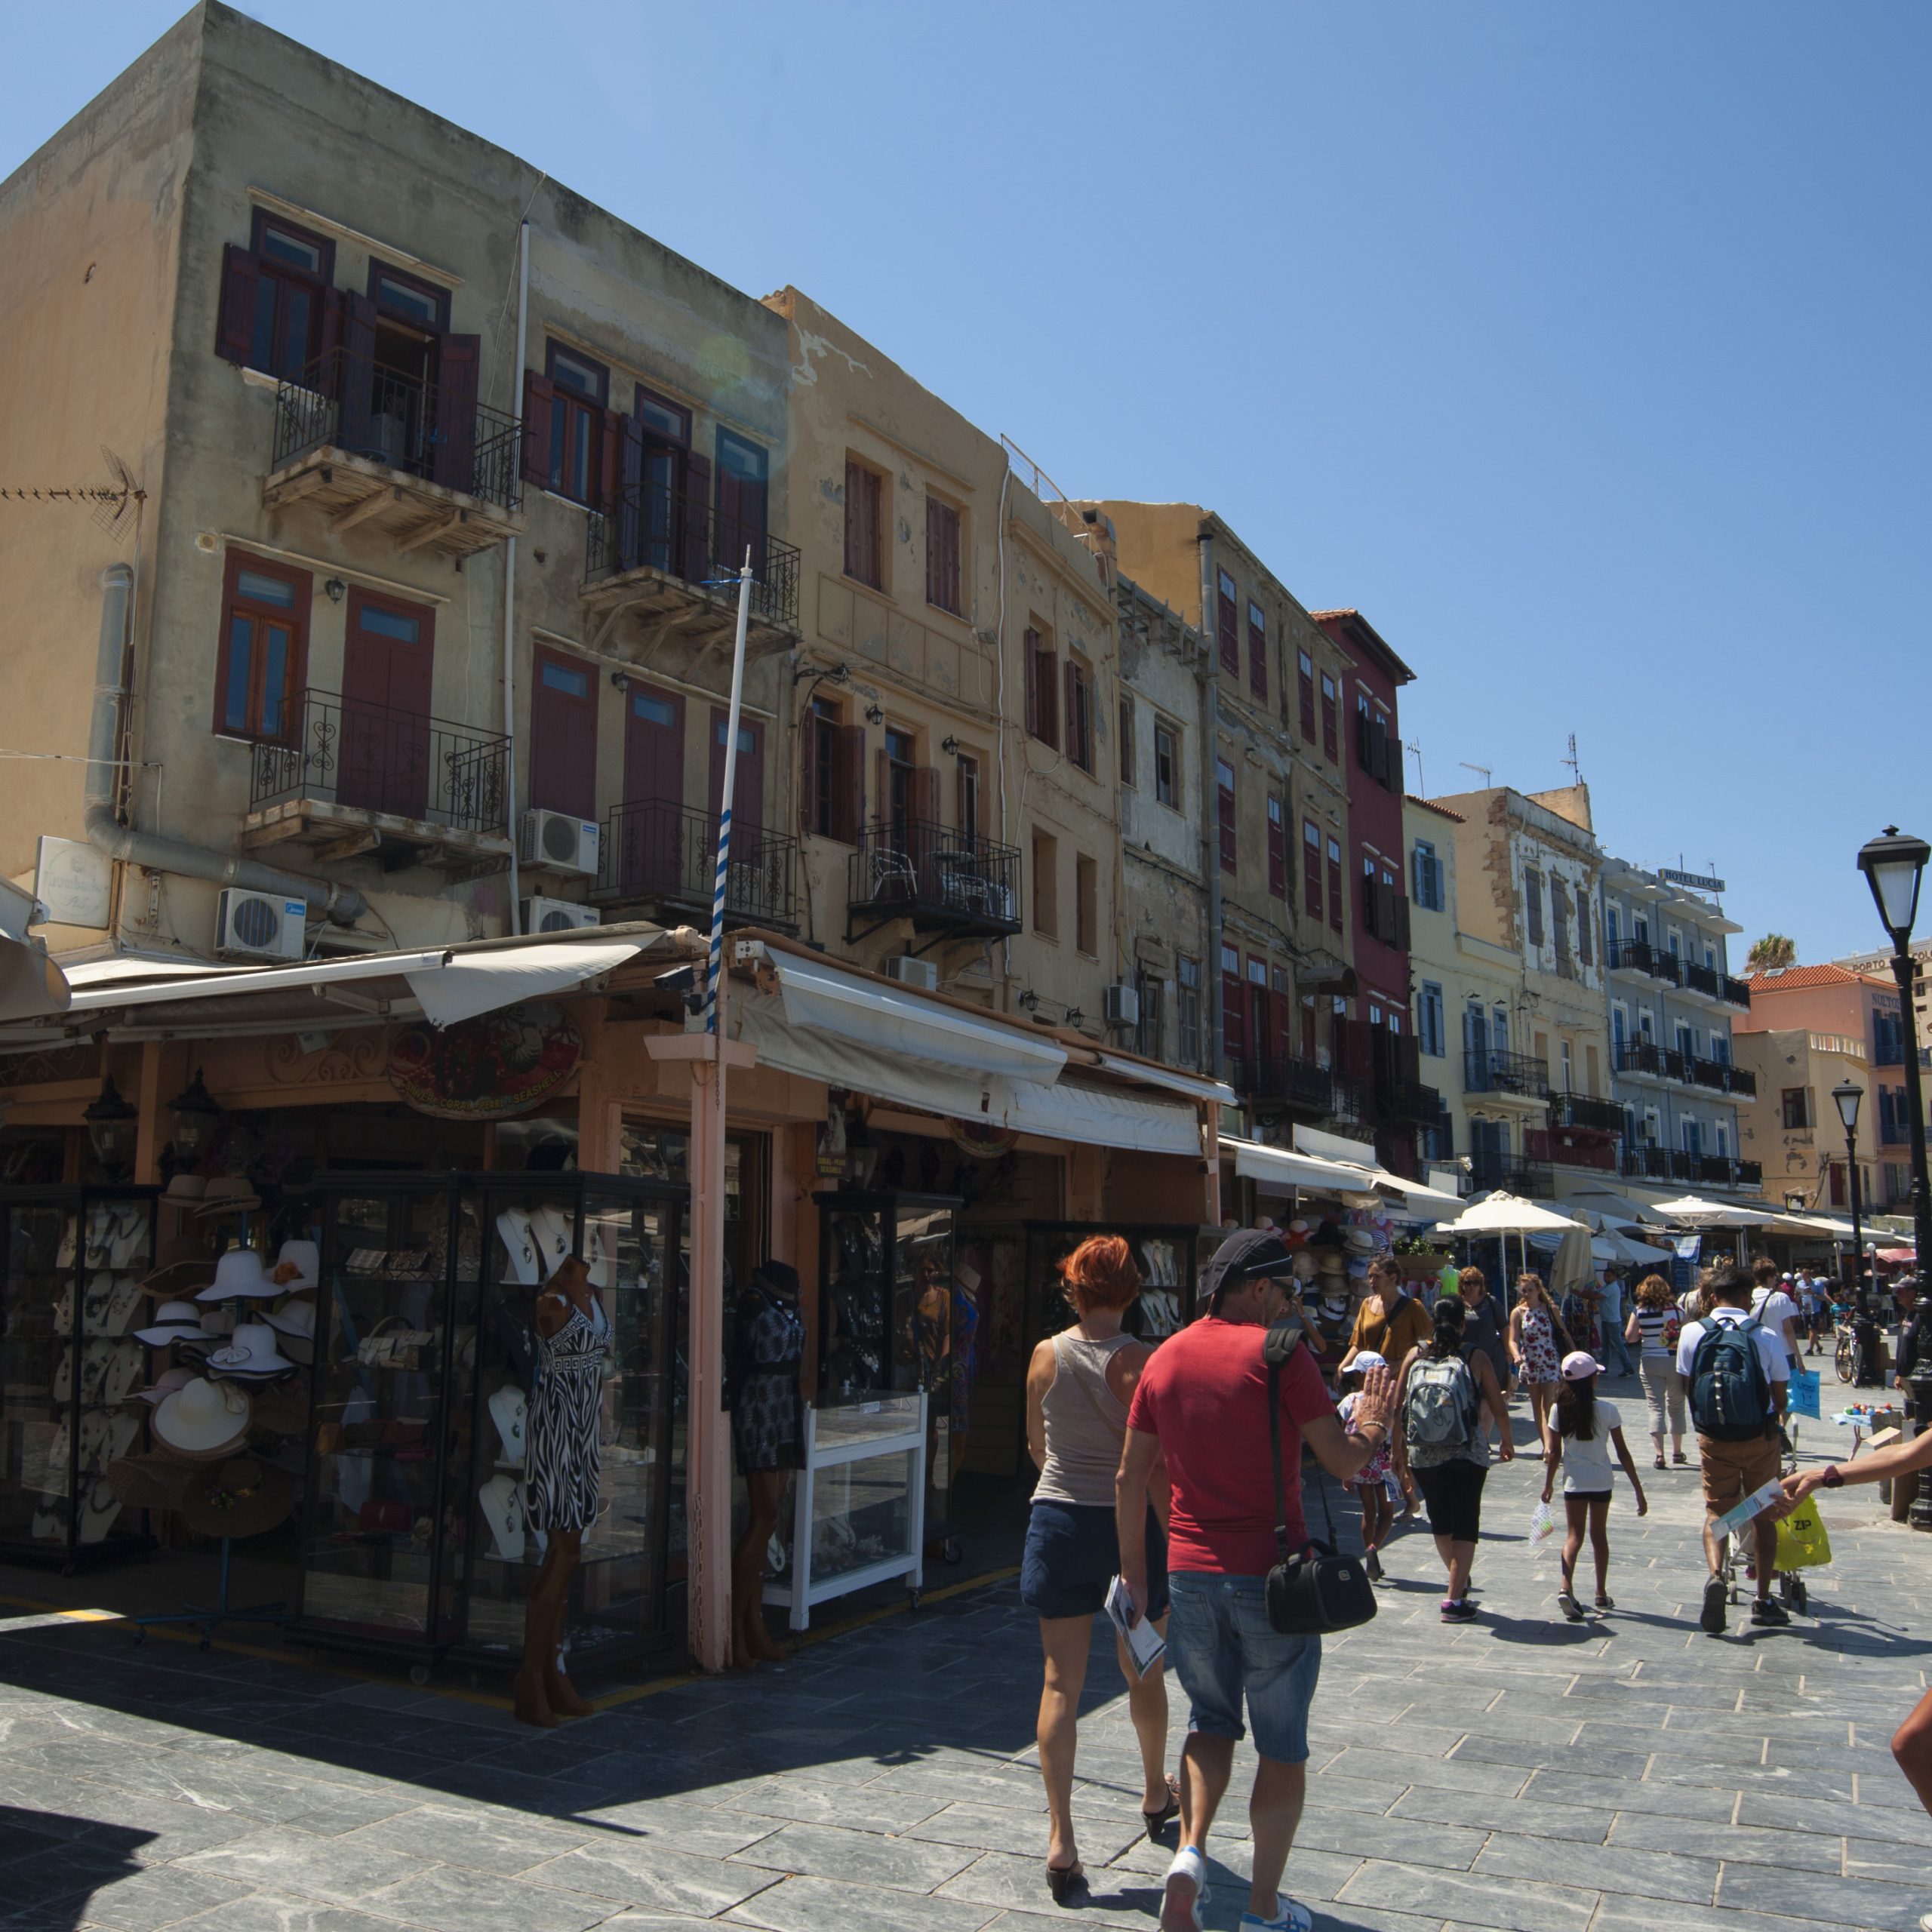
[1834,1322,1858,1384]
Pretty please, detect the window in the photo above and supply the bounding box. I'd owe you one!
[1417,982,1446,1058]
[1560,1039,1574,1094]
[368,262,449,333]
[1320,673,1338,762]
[214,552,308,741]
[215,213,337,382]
[1065,655,1094,772]
[1829,1162,1847,1208]
[1024,626,1059,749]
[804,695,863,842]
[1552,879,1572,969]
[530,647,598,820]
[1075,854,1097,956]
[1032,829,1058,936]
[1303,820,1323,918]
[844,457,884,588]
[1154,722,1177,807]
[925,495,962,614]
[1326,837,1343,934]
[1297,649,1317,741]
[544,342,609,505]
[1220,942,1244,1059]
[1177,955,1201,1070]
[1412,838,1444,911]
[1136,969,1164,1060]
[1217,568,1238,674]
[1266,793,1287,898]
[1247,600,1268,700]
[883,726,917,835]
[1524,867,1544,947]
[956,753,980,845]
[1118,694,1137,789]
[1577,890,1594,967]
[1216,760,1236,873]
[717,430,770,556]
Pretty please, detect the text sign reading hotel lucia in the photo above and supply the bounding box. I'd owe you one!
[1658,868,1726,894]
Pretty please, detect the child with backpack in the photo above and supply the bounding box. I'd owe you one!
[1338,1351,1395,1582]
[1675,1261,1791,1635]
[1392,1297,1515,1623]
[1541,1352,1647,1620]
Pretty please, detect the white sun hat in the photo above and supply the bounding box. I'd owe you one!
[203,1321,297,1381]
[195,1247,278,1302]
[133,1300,207,1348]
[151,1376,253,1460]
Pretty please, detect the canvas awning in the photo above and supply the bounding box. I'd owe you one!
[0,878,69,1023]
[1093,1051,1236,1109]
[1226,1136,1380,1195]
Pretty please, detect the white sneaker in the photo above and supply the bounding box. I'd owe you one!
[1161,1846,1209,1932]
[1241,1899,1314,1932]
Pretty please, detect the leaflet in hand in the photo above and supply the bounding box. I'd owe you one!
[1714,1479,1785,1543]
[1106,1574,1166,1678]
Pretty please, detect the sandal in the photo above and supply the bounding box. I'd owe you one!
[1654,1455,1666,1470]
[1672,1451,1687,1466]
[1595,1592,1615,1610]
[1143,1774,1181,1841]
[1558,1589,1585,1623]
[1046,1860,1088,1905]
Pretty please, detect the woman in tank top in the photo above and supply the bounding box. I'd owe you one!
[1022,1235,1176,1903]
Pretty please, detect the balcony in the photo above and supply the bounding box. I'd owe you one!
[1696,1155,1764,1189]
[1526,1127,1618,1173]
[846,820,1022,944]
[1721,974,1751,1008]
[592,799,796,931]
[242,688,512,869]
[1235,1054,1334,1117]
[1616,1038,1687,1084]
[1607,938,1681,986]
[1470,1155,1555,1198]
[1681,960,1721,1002]
[1464,1048,1550,1103]
[1549,1091,1626,1134]
[264,349,524,560]
[583,480,801,659]
[1623,1145,1696,1183]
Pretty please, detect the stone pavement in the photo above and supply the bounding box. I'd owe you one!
[1,1392,1929,1932]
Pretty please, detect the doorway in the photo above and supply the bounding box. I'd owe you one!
[620,684,685,896]
[339,589,434,818]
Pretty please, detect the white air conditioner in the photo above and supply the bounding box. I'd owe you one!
[521,809,598,877]
[215,888,306,961]
[521,896,601,934]
[884,955,938,993]
[1103,984,1140,1027]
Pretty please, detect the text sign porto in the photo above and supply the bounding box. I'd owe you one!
[1659,867,1726,894]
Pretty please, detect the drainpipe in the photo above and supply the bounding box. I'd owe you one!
[1198,531,1223,1081]
[85,566,367,925]
[502,217,530,937]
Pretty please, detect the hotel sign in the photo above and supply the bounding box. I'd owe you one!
[1659,868,1725,894]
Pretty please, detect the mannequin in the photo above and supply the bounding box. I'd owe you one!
[515,1256,608,1727]
[725,1260,806,1667]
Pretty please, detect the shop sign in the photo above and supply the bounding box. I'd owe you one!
[949,1118,1018,1159]
[386,1001,581,1119]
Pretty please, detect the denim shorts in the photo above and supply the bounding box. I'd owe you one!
[1021,1500,1168,1622]
[1164,1571,1321,1764]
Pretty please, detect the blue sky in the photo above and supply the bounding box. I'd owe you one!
[8,2,1927,965]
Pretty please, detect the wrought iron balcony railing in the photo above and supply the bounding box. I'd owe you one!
[1234,1054,1334,1115]
[1623,1144,1696,1183]
[271,348,522,511]
[1548,1091,1626,1134]
[1615,1038,1689,1082]
[1464,1048,1550,1099]
[585,478,801,631]
[847,820,1022,939]
[1469,1155,1555,1198]
[1721,974,1751,1008]
[1606,938,1681,985]
[592,799,795,928]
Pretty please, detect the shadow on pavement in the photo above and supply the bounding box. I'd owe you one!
[0,1804,151,1927]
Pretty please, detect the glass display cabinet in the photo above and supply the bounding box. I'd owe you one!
[815,1189,958,1542]
[293,1171,685,1675]
[1022,1222,1213,1356]
[0,1187,158,1569]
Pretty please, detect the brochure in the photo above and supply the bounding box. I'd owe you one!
[1714,1478,1786,1543]
[1105,1574,1166,1678]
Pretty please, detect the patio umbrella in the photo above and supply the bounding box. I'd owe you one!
[1648,1195,1776,1228]
[1435,1193,1584,1304]
[1549,1225,1596,1303]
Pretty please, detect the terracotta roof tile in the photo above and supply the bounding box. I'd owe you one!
[1407,796,1463,822]
[1746,963,1887,992]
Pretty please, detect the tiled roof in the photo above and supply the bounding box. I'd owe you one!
[1407,796,1464,822]
[1746,964,1886,992]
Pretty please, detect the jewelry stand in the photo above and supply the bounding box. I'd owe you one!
[130,1535,288,1651]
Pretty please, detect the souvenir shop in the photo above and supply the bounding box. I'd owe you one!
[0,927,1222,1685]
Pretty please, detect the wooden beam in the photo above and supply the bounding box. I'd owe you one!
[312,826,382,863]
[261,466,334,508]
[394,512,460,555]
[328,485,400,534]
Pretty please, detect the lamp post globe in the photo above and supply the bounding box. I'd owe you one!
[1831,1081,1867,1311]
[1857,826,1930,945]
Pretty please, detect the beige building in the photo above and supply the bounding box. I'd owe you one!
[1734,1026,1886,1217]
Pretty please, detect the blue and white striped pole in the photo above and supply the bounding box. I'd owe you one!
[705,549,755,1034]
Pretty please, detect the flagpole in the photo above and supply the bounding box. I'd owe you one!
[706,548,754,1037]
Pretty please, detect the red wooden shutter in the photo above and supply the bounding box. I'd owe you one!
[829,723,865,844]
[1217,763,1236,873]
[431,334,481,492]
[1023,629,1040,737]
[315,288,346,397]
[1297,660,1316,740]
[216,245,262,364]
[682,451,713,583]
[924,498,942,608]
[1041,648,1060,749]
[521,372,555,485]
[615,413,645,568]
[1303,825,1323,918]
[1217,576,1238,673]
[844,460,862,577]
[1266,798,1286,898]
[337,292,379,456]
[1249,612,1267,699]
[598,408,624,512]
[1221,961,1246,1059]
[1327,848,1343,932]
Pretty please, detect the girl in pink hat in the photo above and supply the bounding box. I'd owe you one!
[1542,1351,1647,1621]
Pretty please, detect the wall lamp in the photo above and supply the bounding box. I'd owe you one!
[324,578,346,603]
[864,702,884,725]
[1017,989,1039,1011]
[610,669,630,692]
[940,735,960,755]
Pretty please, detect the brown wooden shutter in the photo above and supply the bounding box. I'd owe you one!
[315,288,346,397]
[874,747,889,836]
[844,460,864,579]
[828,722,864,844]
[216,245,262,364]
[598,408,624,512]
[683,451,713,583]
[1023,628,1040,737]
[521,372,555,485]
[336,292,379,455]
[616,413,645,568]
[431,334,481,492]
[1063,660,1078,765]
[1041,649,1060,749]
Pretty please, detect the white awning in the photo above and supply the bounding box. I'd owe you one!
[1226,1136,1373,1195]
[1094,1051,1236,1109]
[0,880,69,1023]
[408,940,644,1027]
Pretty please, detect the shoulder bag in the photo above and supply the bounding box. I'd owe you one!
[1262,1323,1378,1635]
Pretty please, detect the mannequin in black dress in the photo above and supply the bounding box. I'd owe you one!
[724,1260,805,1666]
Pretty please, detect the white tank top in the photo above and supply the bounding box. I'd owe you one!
[1034,1331,1135,1508]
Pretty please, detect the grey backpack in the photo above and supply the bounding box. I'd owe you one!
[1402,1355,1478,1451]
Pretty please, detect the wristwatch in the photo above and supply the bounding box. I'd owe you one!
[1822,1465,1845,1488]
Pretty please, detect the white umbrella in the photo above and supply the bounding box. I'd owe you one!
[1549,1225,1596,1302]
[1435,1193,1584,1306]
[1649,1195,1776,1228]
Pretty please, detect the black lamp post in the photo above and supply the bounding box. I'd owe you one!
[1832,1080,1866,1309]
[167,1068,222,1166]
[82,1075,138,1177]
[1857,826,1932,1302]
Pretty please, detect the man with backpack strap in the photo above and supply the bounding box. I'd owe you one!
[1675,1261,1791,1634]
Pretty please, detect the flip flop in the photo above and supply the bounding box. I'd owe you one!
[1143,1774,1181,1840]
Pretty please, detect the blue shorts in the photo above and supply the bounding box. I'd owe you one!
[1165,1571,1321,1764]
[1021,1500,1168,1622]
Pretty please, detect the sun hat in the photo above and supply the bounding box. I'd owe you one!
[194,1176,262,1219]
[195,1247,277,1302]
[161,1174,208,1205]
[138,1365,195,1406]
[1560,1350,1602,1382]
[1350,1351,1389,1374]
[178,1456,297,1540]
[133,1300,208,1348]
[263,1296,315,1364]
[151,1376,253,1460]
[203,1321,297,1381]
[140,1235,215,1297]
[269,1239,320,1291]
[1195,1229,1300,1306]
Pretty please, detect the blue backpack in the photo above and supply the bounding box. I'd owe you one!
[1689,1314,1772,1442]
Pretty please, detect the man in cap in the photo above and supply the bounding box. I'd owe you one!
[1117,1229,1395,1932]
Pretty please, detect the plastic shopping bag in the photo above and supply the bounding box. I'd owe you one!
[1529,1499,1556,1549]
[1774,1498,1833,1571]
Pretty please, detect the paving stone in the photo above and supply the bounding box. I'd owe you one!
[1386,1783,1614,1844]
[530,1841,783,1918]
[1715,1863,1930,1930]
[174,1824,432,1905]
[1473,1830,1719,1905]
[59,1863,250,1932]
[1737,1789,1932,1846]
[336,1801,596,1874]
[726,1872,999,1932]
[1334,1860,1598,1932]
[360,1860,620,1932]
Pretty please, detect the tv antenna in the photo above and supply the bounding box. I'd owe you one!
[1406,740,1425,796]
[0,447,144,544]
[1561,732,1580,782]
[1458,761,1492,787]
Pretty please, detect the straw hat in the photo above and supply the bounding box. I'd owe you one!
[195,1176,262,1219]
[133,1300,207,1348]
[161,1174,208,1206]
[152,1376,252,1460]
[263,1296,315,1364]
[140,1235,215,1298]
[195,1247,277,1302]
[178,1456,297,1540]
[203,1321,298,1381]
[269,1239,319,1292]
[138,1365,195,1407]
[104,1451,198,1513]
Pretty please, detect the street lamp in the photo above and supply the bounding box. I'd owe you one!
[82,1075,138,1177]
[1857,826,1932,1309]
[167,1068,222,1165]
[1832,1081,1866,1307]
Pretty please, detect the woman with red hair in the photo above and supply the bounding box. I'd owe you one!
[1023,1235,1176,1903]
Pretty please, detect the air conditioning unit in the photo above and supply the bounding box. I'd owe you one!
[521,896,601,934]
[215,889,306,961]
[884,955,938,993]
[1103,984,1140,1028]
[521,809,598,877]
